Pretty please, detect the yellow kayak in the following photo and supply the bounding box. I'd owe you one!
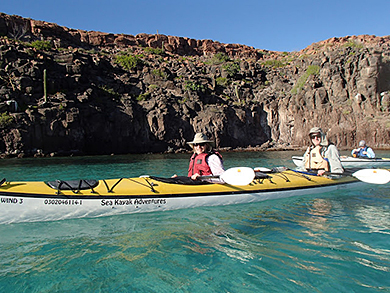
[0,168,363,224]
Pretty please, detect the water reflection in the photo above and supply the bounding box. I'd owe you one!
[355,205,390,235]
[301,199,332,234]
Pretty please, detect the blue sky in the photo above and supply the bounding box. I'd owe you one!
[1,0,389,52]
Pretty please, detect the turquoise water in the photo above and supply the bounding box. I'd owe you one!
[0,151,390,292]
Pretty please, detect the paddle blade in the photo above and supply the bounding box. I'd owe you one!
[352,169,390,184]
[220,167,255,185]
[254,167,272,173]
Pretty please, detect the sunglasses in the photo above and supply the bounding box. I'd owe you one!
[310,134,321,139]
[193,143,206,147]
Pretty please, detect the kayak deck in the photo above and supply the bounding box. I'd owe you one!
[0,170,362,224]
[0,170,358,199]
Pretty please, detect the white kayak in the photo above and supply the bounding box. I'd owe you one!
[292,156,390,169]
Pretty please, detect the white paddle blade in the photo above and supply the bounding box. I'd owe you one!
[254,167,272,173]
[220,167,255,185]
[352,169,390,184]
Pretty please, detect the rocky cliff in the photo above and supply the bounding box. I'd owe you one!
[0,13,389,157]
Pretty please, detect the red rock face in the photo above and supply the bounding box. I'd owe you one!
[0,13,389,157]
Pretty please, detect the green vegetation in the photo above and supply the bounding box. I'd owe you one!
[222,62,240,77]
[216,77,229,87]
[29,40,52,51]
[152,69,167,79]
[234,85,241,102]
[148,84,159,91]
[344,41,364,50]
[262,59,287,68]
[137,92,150,101]
[144,47,165,55]
[99,85,120,99]
[203,53,241,78]
[115,53,144,71]
[208,52,231,65]
[184,80,205,92]
[179,97,188,104]
[291,65,320,94]
[0,112,14,128]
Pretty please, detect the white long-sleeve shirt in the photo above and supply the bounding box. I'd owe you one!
[206,154,225,175]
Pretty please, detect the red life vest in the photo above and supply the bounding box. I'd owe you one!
[188,151,222,177]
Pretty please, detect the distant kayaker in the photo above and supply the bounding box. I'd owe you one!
[351,140,375,158]
[297,127,343,176]
[187,133,225,181]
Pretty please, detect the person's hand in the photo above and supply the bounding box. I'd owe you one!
[191,173,200,180]
[317,170,325,176]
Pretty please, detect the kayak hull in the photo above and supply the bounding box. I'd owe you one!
[0,170,360,224]
[292,156,390,169]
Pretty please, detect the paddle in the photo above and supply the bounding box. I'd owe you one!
[200,167,256,185]
[294,168,390,184]
[255,166,390,185]
[193,167,390,186]
[221,167,390,185]
[351,169,390,184]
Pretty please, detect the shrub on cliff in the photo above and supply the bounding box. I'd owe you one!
[0,112,14,128]
[29,40,52,51]
[222,62,240,77]
[184,80,206,93]
[115,53,144,71]
[291,65,320,94]
[262,59,287,68]
[144,47,165,55]
[208,52,231,65]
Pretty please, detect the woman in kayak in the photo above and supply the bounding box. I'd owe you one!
[187,133,225,180]
[297,127,343,176]
[351,140,375,158]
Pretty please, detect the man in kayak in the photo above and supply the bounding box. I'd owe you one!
[187,133,225,181]
[297,127,343,176]
[351,140,375,158]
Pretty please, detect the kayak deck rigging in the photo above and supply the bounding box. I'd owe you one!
[0,168,369,224]
[0,169,360,201]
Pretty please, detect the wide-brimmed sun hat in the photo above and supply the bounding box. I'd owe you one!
[308,127,329,146]
[187,133,214,147]
[309,127,322,135]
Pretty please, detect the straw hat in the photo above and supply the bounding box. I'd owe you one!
[187,133,214,147]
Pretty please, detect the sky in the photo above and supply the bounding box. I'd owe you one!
[1,0,389,52]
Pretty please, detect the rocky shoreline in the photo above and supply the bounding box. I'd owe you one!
[0,13,389,158]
